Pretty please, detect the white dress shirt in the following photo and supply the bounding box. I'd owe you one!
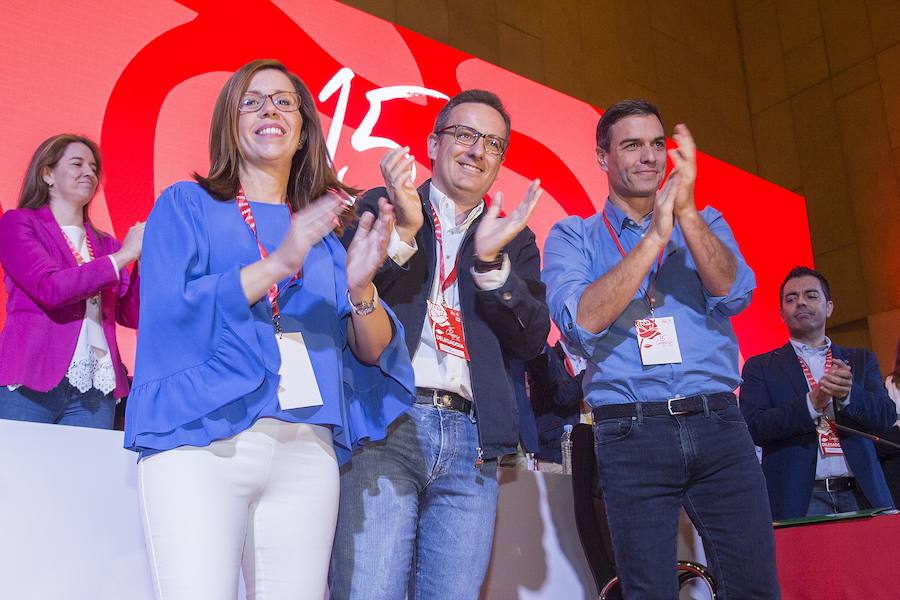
[386,183,510,400]
[791,337,852,480]
[885,375,900,427]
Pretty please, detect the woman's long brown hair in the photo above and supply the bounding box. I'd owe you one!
[18,134,102,228]
[193,59,357,231]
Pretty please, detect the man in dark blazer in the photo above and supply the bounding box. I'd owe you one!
[740,266,895,519]
[330,89,550,600]
[525,340,585,465]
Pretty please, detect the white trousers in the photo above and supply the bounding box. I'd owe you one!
[138,418,339,600]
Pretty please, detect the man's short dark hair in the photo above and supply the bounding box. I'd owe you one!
[434,89,511,142]
[779,266,832,303]
[595,99,665,151]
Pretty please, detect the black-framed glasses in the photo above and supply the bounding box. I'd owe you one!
[435,125,507,156]
[238,92,301,113]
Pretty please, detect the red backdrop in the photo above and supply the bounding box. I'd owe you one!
[0,0,813,372]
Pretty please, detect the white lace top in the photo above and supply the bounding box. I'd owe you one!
[7,226,116,395]
[886,375,900,428]
[60,226,116,394]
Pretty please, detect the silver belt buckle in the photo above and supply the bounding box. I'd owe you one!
[437,393,453,408]
[667,397,687,416]
[825,478,838,493]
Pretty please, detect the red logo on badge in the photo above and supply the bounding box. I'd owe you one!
[636,319,661,340]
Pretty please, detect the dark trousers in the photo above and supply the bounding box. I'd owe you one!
[593,402,780,600]
[877,425,900,506]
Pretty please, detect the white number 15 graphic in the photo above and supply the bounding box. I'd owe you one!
[319,67,449,182]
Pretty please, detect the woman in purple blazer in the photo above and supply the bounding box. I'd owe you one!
[0,134,144,429]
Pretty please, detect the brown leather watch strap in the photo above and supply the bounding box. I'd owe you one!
[472,253,504,273]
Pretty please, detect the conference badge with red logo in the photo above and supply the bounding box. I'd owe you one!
[818,418,844,456]
[635,317,683,365]
[428,299,471,361]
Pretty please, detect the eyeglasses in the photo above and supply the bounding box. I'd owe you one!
[435,125,507,156]
[238,92,301,113]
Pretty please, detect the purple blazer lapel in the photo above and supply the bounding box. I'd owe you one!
[84,222,106,259]
[34,205,79,268]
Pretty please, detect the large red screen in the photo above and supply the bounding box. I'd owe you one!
[0,0,813,371]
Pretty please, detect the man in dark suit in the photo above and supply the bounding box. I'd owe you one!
[525,340,585,465]
[330,89,550,600]
[740,266,895,519]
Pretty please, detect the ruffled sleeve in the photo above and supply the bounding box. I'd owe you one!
[124,183,265,450]
[324,235,415,464]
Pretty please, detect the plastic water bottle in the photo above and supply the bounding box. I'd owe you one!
[561,424,574,475]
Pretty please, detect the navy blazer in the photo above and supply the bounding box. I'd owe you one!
[525,342,583,463]
[343,181,551,459]
[740,342,895,519]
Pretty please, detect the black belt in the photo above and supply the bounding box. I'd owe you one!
[415,387,474,415]
[592,392,737,421]
[814,477,856,493]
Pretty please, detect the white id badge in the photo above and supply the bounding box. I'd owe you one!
[635,317,683,365]
[276,332,324,410]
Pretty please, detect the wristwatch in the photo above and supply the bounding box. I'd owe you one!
[472,253,505,273]
[348,284,379,316]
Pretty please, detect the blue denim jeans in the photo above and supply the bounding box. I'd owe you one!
[594,401,780,600]
[0,380,114,429]
[330,401,499,600]
[806,486,866,516]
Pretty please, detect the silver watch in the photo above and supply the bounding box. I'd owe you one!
[348,285,379,316]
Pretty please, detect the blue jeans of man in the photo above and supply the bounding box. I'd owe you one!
[0,380,114,429]
[806,486,866,516]
[594,401,780,600]
[330,401,499,600]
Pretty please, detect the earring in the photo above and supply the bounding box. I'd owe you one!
[48,182,54,187]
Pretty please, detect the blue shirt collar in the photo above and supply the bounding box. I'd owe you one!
[603,198,647,234]
[789,336,832,358]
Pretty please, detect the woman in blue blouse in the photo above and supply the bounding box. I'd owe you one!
[125,59,414,600]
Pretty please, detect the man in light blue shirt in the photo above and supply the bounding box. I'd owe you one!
[543,99,779,599]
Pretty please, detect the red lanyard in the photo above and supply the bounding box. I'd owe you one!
[236,187,291,333]
[797,348,833,390]
[61,227,95,265]
[601,210,664,313]
[563,354,576,378]
[61,226,101,306]
[431,204,460,301]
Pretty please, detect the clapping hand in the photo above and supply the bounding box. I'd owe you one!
[647,170,680,248]
[809,359,853,410]
[113,221,146,266]
[820,359,853,400]
[380,146,423,243]
[273,191,345,274]
[668,124,697,219]
[474,179,542,261]
[346,198,395,297]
